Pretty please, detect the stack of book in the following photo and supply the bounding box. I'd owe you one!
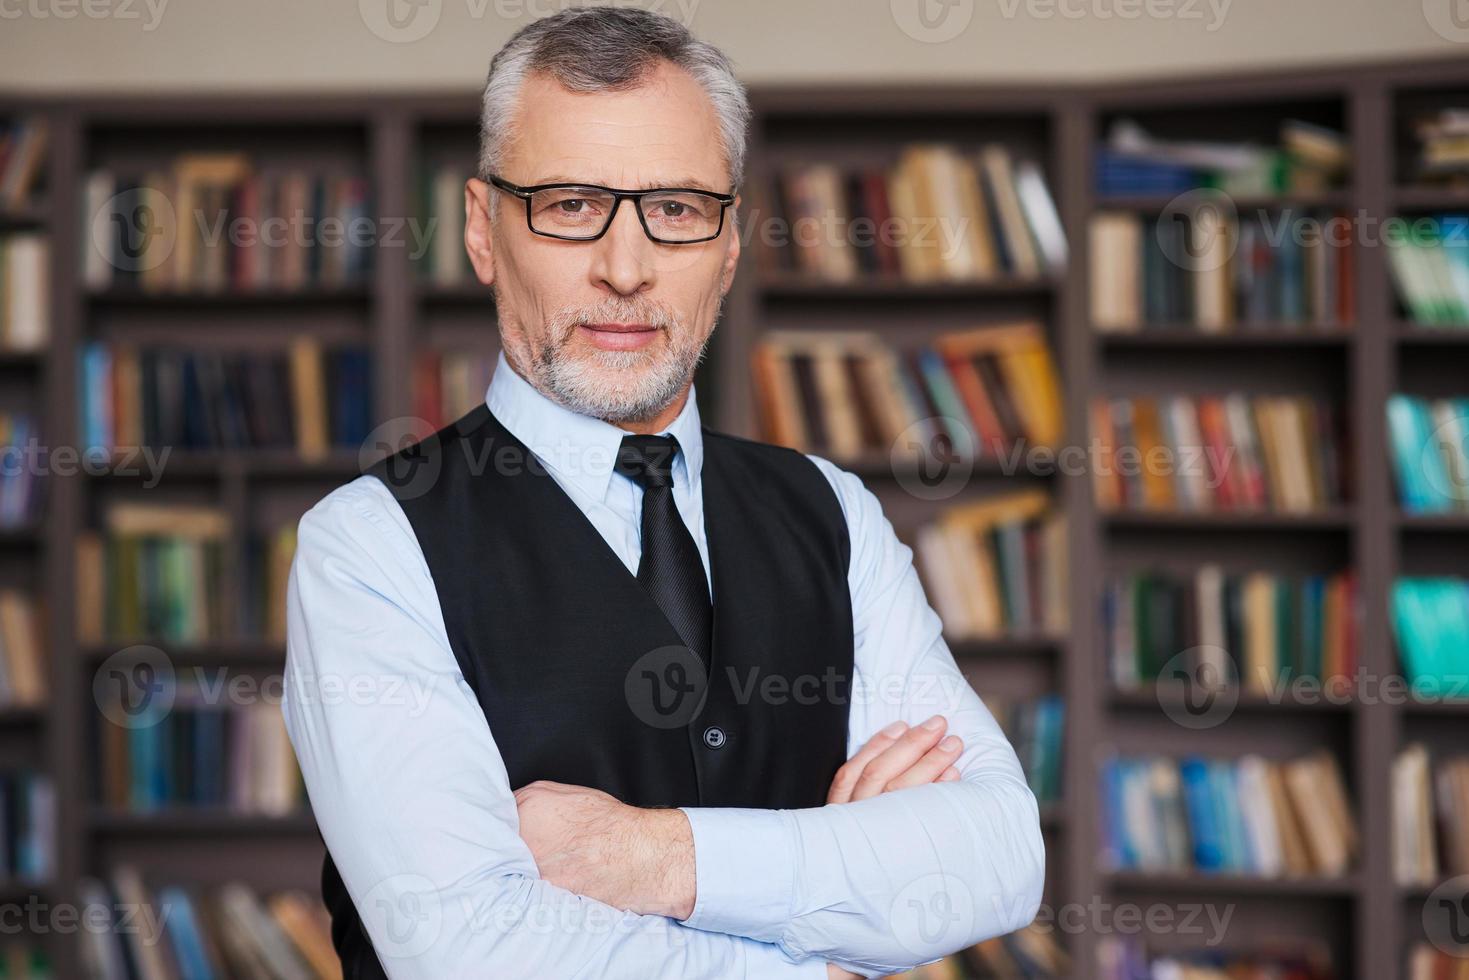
[0,233,47,351]
[1101,751,1359,878]
[1387,216,1469,326]
[890,924,1070,979]
[1104,567,1359,694]
[0,117,47,209]
[1409,944,1469,979]
[0,942,50,978]
[80,341,373,458]
[75,504,230,646]
[98,681,303,815]
[1390,576,1469,699]
[913,490,1068,640]
[0,589,45,709]
[0,413,42,528]
[79,868,338,980]
[1091,394,1347,514]
[1099,938,1334,980]
[0,771,53,882]
[1095,118,1348,197]
[1387,394,1469,513]
[757,143,1066,282]
[1409,107,1469,186]
[752,322,1063,462]
[1090,208,1354,330]
[1392,744,1469,887]
[413,349,496,431]
[84,155,372,292]
[418,162,475,286]
[990,694,1065,807]
[242,524,297,646]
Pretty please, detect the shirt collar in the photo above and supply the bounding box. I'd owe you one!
[485,349,705,503]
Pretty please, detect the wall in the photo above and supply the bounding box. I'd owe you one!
[0,0,1461,92]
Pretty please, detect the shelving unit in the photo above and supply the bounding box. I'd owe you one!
[1,55,1466,977]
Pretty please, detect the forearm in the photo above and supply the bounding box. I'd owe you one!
[678,774,1044,975]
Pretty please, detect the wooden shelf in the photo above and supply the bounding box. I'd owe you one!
[949,634,1065,657]
[1094,190,1352,211]
[415,280,493,303]
[89,807,318,836]
[1104,870,1362,897]
[1396,511,1469,531]
[0,523,43,547]
[756,272,1059,299]
[1395,323,1469,345]
[90,449,361,480]
[0,704,47,726]
[85,285,370,306]
[1097,328,1352,349]
[1101,508,1355,530]
[1110,686,1355,713]
[1391,185,1469,210]
[0,203,47,227]
[83,639,285,665]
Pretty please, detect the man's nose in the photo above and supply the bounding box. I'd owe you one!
[590,198,656,294]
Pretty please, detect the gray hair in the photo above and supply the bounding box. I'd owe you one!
[477,6,750,193]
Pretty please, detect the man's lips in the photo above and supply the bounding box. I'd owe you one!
[577,322,661,351]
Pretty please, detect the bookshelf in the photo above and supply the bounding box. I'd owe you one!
[1,56,1467,978]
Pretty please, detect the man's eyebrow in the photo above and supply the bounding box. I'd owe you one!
[531,175,725,193]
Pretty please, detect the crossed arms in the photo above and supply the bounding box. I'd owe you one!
[281,466,1045,979]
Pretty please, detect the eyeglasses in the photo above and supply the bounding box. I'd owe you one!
[485,174,736,245]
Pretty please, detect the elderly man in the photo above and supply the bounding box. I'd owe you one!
[282,7,1043,978]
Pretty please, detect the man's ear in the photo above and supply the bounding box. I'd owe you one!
[719,193,742,295]
[465,178,496,286]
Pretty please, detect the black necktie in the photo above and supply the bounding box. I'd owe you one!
[615,434,712,670]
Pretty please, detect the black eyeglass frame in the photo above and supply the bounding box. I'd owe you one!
[485,174,737,245]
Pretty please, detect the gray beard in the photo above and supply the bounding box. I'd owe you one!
[533,336,708,425]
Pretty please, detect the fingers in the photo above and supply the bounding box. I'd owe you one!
[827,719,910,804]
[881,737,965,793]
[939,766,961,782]
[849,715,951,802]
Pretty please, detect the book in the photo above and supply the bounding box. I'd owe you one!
[79,342,372,458]
[1390,577,1469,699]
[1089,207,1354,330]
[1091,394,1347,514]
[1096,117,1347,196]
[913,489,1067,639]
[1104,566,1358,695]
[80,869,339,980]
[1098,936,1334,980]
[0,413,42,528]
[763,144,1066,282]
[0,233,48,351]
[86,159,372,292]
[1101,750,1358,878]
[1387,215,1469,326]
[751,322,1062,463]
[1387,394,1469,513]
[0,117,48,209]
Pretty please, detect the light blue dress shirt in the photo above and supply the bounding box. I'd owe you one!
[282,351,1044,979]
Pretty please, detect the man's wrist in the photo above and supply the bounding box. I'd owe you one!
[630,806,696,920]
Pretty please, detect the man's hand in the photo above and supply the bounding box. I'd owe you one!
[513,781,696,920]
[826,715,962,804]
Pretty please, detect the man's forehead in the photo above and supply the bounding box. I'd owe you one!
[505,65,727,185]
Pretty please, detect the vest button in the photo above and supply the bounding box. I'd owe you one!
[702,726,727,749]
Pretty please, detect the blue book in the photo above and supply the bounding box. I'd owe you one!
[1180,757,1224,871]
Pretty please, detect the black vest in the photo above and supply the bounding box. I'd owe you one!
[320,404,854,978]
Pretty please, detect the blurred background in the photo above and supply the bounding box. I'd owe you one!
[1,2,1468,978]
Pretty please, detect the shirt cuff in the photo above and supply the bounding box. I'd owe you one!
[677,805,799,945]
